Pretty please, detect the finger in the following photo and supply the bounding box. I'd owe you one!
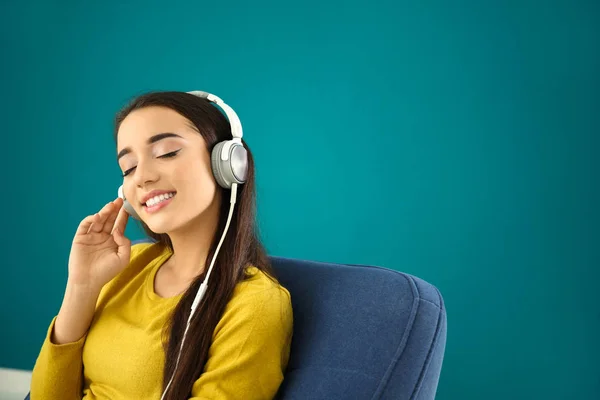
[111,203,130,235]
[76,213,99,236]
[103,198,123,234]
[75,199,118,236]
[113,224,131,257]
[90,200,119,233]
[86,216,98,234]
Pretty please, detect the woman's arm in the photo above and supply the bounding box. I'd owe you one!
[52,281,101,344]
[29,281,101,400]
[30,243,147,400]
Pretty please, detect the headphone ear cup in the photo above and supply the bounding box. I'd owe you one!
[123,198,141,220]
[211,140,248,189]
[118,185,141,220]
[211,142,229,188]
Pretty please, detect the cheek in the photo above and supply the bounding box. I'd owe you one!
[175,160,218,200]
[123,185,136,205]
[172,159,212,183]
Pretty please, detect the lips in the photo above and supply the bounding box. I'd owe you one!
[140,190,177,205]
[143,193,176,214]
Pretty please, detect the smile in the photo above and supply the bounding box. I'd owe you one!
[143,193,176,214]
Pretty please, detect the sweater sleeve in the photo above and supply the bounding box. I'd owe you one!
[29,243,150,400]
[189,286,294,400]
[29,315,87,400]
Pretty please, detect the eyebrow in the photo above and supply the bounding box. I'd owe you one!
[117,132,183,161]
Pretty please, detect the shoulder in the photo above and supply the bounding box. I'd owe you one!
[191,267,294,398]
[213,266,293,338]
[233,265,291,313]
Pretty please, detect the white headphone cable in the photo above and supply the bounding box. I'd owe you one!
[160,183,238,400]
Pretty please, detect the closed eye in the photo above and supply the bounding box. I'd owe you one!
[158,149,181,159]
[121,149,182,177]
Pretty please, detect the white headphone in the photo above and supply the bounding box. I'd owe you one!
[116,91,247,399]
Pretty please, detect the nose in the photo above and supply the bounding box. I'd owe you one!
[132,157,160,188]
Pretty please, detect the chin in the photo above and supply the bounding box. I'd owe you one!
[145,216,194,236]
[142,205,208,235]
[143,219,176,235]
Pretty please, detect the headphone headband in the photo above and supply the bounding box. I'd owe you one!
[187,90,243,140]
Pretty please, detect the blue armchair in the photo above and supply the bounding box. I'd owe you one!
[26,249,447,399]
[272,256,446,399]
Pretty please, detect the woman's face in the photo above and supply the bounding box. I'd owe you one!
[116,106,220,234]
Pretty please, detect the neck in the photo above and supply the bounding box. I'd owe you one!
[165,199,221,281]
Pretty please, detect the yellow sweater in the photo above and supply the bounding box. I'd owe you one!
[30,242,294,399]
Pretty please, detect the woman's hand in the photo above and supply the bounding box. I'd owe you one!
[68,197,131,290]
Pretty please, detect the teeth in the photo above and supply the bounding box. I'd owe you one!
[146,192,175,207]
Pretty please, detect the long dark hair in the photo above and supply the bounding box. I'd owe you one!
[113,91,277,399]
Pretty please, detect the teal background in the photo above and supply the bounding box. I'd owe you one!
[1,1,598,398]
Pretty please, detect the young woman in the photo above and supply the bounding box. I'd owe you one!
[30,91,294,399]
